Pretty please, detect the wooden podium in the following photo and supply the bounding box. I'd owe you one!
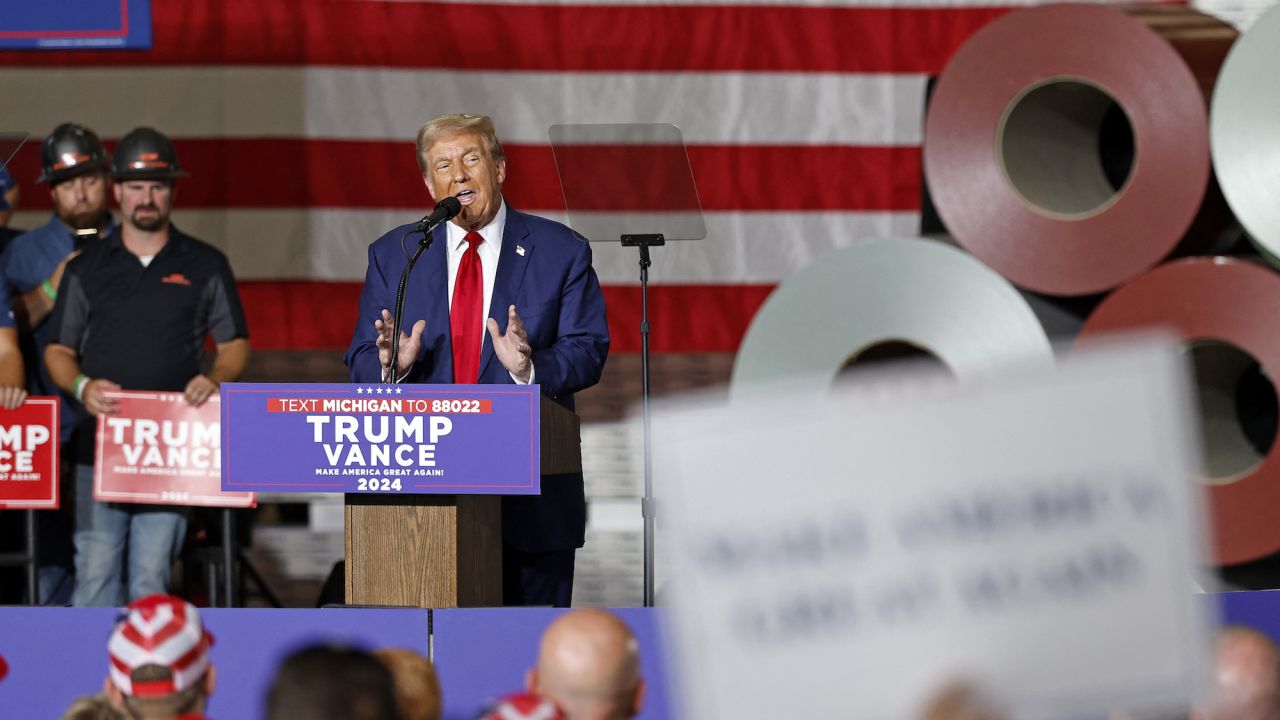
[344,395,581,608]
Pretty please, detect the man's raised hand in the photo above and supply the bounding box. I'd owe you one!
[487,304,532,383]
[375,308,426,378]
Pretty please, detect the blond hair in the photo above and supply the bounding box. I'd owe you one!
[60,694,124,720]
[415,114,505,173]
[372,648,442,720]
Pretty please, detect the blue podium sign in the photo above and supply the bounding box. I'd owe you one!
[221,383,540,495]
[0,0,152,50]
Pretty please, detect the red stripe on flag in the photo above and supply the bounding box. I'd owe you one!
[238,281,363,351]
[603,284,776,353]
[237,280,773,353]
[0,1,1011,73]
[10,141,921,213]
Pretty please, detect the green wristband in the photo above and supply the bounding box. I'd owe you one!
[41,279,56,302]
[73,374,90,403]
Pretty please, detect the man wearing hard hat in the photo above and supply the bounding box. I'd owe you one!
[44,127,251,607]
[0,122,116,605]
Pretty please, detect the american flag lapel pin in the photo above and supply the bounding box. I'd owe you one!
[516,244,526,256]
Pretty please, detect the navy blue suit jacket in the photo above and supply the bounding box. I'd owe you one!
[344,206,610,552]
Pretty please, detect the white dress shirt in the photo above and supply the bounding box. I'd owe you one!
[445,198,505,347]
[442,199,532,384]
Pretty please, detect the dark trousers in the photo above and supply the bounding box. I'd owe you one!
[502,545,575,608]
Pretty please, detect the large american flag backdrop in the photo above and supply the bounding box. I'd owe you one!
[0,0,1025,355]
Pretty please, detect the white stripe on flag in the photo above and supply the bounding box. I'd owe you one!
[0,68,927,145]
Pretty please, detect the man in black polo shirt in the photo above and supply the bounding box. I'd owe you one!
[44,127,250,607]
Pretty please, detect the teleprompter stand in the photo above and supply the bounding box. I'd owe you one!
[551,123,706,607]
[622,233,664,607]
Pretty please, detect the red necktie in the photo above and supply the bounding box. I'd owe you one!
[451,231,484,384]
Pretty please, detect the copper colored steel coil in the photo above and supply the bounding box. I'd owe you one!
[1078,257,1280,566]
[924,4,1238,297]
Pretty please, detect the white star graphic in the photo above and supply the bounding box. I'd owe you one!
[395,387,403,395]
[366,387,375,395]
[356,387,364,395]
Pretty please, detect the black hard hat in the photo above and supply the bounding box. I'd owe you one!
[111,127,188,182]
[36,122,109,185]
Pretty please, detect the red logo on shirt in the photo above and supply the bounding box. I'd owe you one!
[161,273,192,286]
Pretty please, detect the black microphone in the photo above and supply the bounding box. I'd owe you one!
[415,196,462,233]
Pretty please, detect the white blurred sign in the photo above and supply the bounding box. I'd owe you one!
[658,338,1212,720]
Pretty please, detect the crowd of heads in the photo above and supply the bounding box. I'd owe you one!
[55,595,645,720]
[63,594,1280,720]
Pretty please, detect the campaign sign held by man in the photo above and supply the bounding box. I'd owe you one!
[0,398,59,509]
[95,391,254,508]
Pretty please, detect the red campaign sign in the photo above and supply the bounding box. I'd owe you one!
[0,398,60,510]
[94,391,255,508]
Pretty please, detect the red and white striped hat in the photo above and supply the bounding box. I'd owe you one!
[107,594,213,698]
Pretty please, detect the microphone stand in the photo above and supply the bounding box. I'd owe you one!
[387,228,437,385]
[622,233,664,607]
[386,199,460,383]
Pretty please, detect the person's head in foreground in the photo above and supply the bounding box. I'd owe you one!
[62,694,125,720]
[1192,626,1280,720]
[103,594,215,720]
[266,644,398,720]
[372,647,443,720]
[920,682,1005,720]
[526,608,645,720]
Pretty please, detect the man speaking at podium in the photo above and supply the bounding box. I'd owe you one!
[345,114,610,607]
